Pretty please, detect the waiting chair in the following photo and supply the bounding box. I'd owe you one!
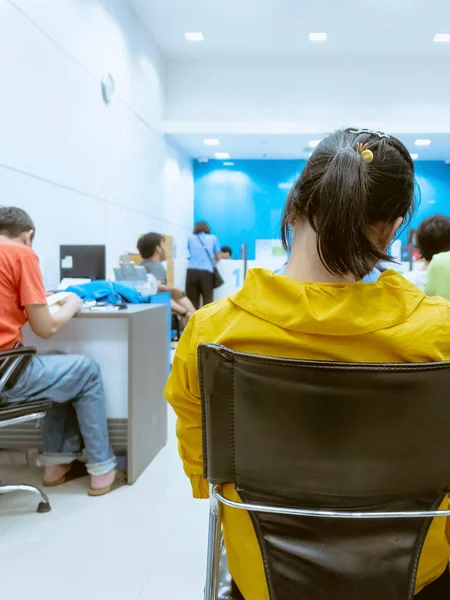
[198,344,450,600]
[0,346,51,513]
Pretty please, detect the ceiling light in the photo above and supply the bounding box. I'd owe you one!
[204,138,220,146]
[309,32,327,42]
[197,157,209,163]
[184,32,204,42]
[410,153,419,160]
[223,162,234,166]
[308,140,321,148]
[215,152,230,159]
[433,33,450,43]
[415,139,431,146]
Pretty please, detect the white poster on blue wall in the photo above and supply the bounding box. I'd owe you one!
[255,239,286,262]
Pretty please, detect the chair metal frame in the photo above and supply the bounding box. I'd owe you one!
[0,347,51,513]
[204,484,450,600]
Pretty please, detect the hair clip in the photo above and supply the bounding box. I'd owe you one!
[349,128,391,139]
[356,142,374,164]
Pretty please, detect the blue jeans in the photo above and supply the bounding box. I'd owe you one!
[3,354,117,476]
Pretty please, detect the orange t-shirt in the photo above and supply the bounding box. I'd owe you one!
[0,241,47,350]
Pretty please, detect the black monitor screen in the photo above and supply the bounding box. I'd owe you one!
[60,245,106,281]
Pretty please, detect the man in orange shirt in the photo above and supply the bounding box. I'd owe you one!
[0,207,118,495]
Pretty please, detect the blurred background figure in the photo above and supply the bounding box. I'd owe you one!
[220,245,233,259]
[404,215,450,292]
[138,232,196,326]
[185,221,221,309]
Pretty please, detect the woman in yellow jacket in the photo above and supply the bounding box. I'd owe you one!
[165,128,450,598]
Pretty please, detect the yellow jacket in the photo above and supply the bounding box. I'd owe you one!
[165,268,450,597]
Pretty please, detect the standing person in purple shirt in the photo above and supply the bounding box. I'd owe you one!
[186,221,221,308]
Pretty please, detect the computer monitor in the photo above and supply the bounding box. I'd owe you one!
[114,264,148,283]
[60,245,106,281]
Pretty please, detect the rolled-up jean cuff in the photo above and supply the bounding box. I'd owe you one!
[86,457,118,476]
[41,452,82,466]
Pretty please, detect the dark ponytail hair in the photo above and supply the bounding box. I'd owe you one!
[281,128,417,278]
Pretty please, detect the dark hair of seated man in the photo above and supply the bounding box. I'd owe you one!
[220,246,232,259]
[137,232,165,260]
[0,206,36,240]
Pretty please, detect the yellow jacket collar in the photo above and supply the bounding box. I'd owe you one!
[230,268,425,336]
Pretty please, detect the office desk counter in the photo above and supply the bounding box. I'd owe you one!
[3,304,169,484]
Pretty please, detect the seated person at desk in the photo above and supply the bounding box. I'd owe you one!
[137,232,196,325]
[0,207,118,495]
[166,129,450,598]
[404,214,450,292]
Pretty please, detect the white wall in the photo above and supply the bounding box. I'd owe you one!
[162,140,193,288]
[166,56,450,134]
[0,0,193,287]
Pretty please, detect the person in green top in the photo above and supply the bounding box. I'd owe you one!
[425,246,450,299]
[405,215,450,292]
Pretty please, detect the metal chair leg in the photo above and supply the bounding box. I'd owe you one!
[0,484,51,513]
[204,485,222,600]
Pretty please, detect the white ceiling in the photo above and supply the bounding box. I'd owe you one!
[130,0,450,160]
[131,0,450,58]
[168,133,450,161]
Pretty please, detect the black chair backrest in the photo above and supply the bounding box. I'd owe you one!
[0,346,35,396]
[198,344,450,600]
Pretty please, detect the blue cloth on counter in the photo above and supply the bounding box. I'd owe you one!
[65,281,151,304]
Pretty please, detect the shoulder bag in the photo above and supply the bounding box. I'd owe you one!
[197,235,224,289]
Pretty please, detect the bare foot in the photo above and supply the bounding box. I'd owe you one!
[90,469,116,491]
[43,464,71,484]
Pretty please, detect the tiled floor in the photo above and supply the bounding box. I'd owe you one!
[0,410,209,600]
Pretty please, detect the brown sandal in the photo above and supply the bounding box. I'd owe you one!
[43,460,88,487]
[87,470,126,497]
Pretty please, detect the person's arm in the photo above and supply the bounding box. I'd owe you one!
[164,315,208,498]
[213,236,221,262]
[25,293,83,339]
[18,251,81,339]
[18,250,83,339]
[157,281,185,301]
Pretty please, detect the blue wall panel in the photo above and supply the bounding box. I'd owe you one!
[194,160,450,260]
